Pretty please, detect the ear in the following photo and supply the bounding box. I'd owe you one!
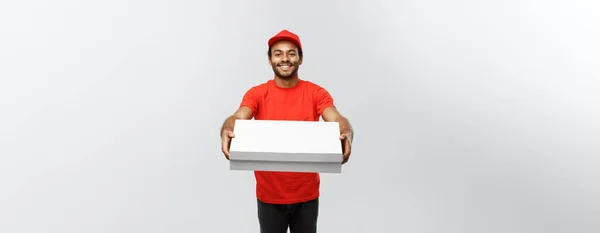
[298,56,303,65]
[268,56,273,66]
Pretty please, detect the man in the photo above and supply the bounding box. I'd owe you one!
[220,29,354,233]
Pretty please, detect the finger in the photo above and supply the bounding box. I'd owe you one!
[229,132,235,138]
[222,140,230,154]
[343,141,351,156]
[339,134,345,140]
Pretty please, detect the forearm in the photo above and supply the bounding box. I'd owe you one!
[220,115,236,135]
[220,106,254,136]
[336,116,354,142]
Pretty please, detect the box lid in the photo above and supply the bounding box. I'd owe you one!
[229,119,343,163]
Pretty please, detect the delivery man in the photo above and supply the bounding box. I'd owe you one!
[220,29,354,233]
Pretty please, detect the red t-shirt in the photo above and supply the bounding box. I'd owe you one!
[239,79,336,204]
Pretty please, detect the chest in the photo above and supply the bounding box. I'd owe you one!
[256,89,318,121]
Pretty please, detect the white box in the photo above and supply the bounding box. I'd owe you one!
[229,119,343,173]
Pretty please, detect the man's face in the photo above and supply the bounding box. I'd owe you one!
[268,40,302,79]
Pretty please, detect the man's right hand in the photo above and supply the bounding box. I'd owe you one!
[219,106,253,160]
[221,130,235,160]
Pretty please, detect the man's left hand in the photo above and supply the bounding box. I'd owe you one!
[339,133,352,164]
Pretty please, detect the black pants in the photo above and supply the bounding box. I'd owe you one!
[257,198,319,233]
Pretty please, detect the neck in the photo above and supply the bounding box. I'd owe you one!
[274,75,300,88]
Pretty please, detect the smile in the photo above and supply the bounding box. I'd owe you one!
[278,65,292,71]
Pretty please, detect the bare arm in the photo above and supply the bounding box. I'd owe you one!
[322,107,354,164]
[220,106,253,159]
[322,107,354,142]
[220,106,254,136]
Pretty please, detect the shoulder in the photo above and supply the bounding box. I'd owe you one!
[254,80,271,89]
[301,80,329,92]
[246,80,271,93]
[301,80,323,89]
[302,80,332,96]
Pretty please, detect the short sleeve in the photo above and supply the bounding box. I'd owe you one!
[240,87,259,116]
[315,87,336,116]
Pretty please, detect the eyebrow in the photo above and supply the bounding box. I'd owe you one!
[272,49,297,53]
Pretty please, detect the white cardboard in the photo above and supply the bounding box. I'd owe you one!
[229,119,343,173]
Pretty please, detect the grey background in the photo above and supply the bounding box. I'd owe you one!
[1,0,599,233]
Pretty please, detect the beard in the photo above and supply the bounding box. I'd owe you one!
[271,62,299,79]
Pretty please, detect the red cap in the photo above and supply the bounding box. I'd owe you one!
[268,29,302,50]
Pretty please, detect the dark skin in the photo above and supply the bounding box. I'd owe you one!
[220,40,354,164]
